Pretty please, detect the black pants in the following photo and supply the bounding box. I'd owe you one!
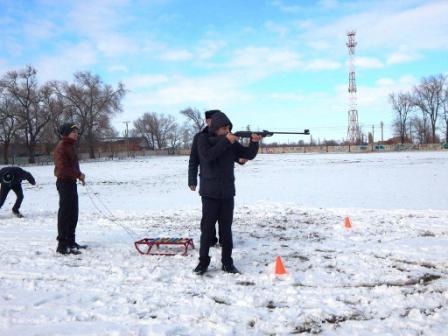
[56,179,78,247]
[0,184,24,212]
[200,217,220,245]
[199,197,234,266]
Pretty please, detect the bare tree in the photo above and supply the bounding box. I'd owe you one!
[180,122,193,149]
[390,92,413,144]
[0,66,55,163]
[52,71,125,158]
[96,114,119,138]
[442,83,448,143]
[0,91,19,163]
[133,113,156,150]
[132,112,178,150]
[410,116,431,144]
[179,107,204,132]
[412,74,446,143]
[167,123,182,149]
[155,114,177,149]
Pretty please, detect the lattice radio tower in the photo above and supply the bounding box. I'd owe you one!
[346,31,360,144]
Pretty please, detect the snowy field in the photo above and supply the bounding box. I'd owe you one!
[1,151,448,335]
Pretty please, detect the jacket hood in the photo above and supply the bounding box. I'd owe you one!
[209,111,233,133]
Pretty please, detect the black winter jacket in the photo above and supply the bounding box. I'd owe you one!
[197,111,259,199]
[188,127,209,187]
[0,167,36,187]
[188,126,245,187]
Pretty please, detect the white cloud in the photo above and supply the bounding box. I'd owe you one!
[0,59,12,75]
[269,0,302,13]
[35,42,98,81]
[196,39,226,61]
[386,51,421,65]
[295,20,314,30]
[0,16,14,26]
[383,74,417,90]
[23,19,57,41]
[269,92,306,101]
[124,72,253,113]
[1,36,23,57]
[354,56,384,69]
[67,0,141,58]
[265,21,289,37]
[108,65,129,73]
[159,49,194,62]
[305,59,342,71]
[124,74,169,90]
[306,40,331,51]
[96,35,140,58]
[68,0,130,37]
[375,78,395,86]
[299,1,448,55]
[228,46,303,73]
[396,75,419,87]
[318,0,340,10]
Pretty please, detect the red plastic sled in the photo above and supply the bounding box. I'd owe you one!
[134,237,195,256]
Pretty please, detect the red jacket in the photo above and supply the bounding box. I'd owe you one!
[54,137,82,180]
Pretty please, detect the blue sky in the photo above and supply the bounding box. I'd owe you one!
[1,0,447,142]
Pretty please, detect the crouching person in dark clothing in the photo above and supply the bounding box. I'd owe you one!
[194,111,262,275]
[54,123,86,255]
[0,166,36,218]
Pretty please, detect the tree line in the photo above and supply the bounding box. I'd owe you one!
[390,74,448,144]
[131,107,205,151]
[0,66,209,164]
[0,66,125,163]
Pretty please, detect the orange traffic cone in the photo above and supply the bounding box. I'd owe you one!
[344,216,352,229]
[275,256,288,275]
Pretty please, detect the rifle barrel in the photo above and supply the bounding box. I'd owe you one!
[269,131,309,135]
[233,129,310,137]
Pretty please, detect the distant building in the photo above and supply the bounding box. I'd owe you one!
[93,137,149,154]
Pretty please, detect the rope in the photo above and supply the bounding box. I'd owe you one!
[84,183,138,241]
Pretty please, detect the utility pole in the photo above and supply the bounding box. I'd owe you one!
[123,121,130,157]
[123,121,130,137]
[380,121,384,142]
[372,124,375,143]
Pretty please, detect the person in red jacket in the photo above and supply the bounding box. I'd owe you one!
[54,123,86,255]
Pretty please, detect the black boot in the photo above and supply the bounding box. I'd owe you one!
[194,257,210,275]
[193,263,208,275]
[71,242,88,250]
[56,245,81,255]
[222,264,241,274]
[12,210,24,218]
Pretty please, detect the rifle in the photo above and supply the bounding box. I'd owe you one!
[233,129,310,138]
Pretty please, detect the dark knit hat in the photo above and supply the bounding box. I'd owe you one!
[60,123,79,136]
[205,109,221,119]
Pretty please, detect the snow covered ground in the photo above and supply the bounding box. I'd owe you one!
[1,151,447,335]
